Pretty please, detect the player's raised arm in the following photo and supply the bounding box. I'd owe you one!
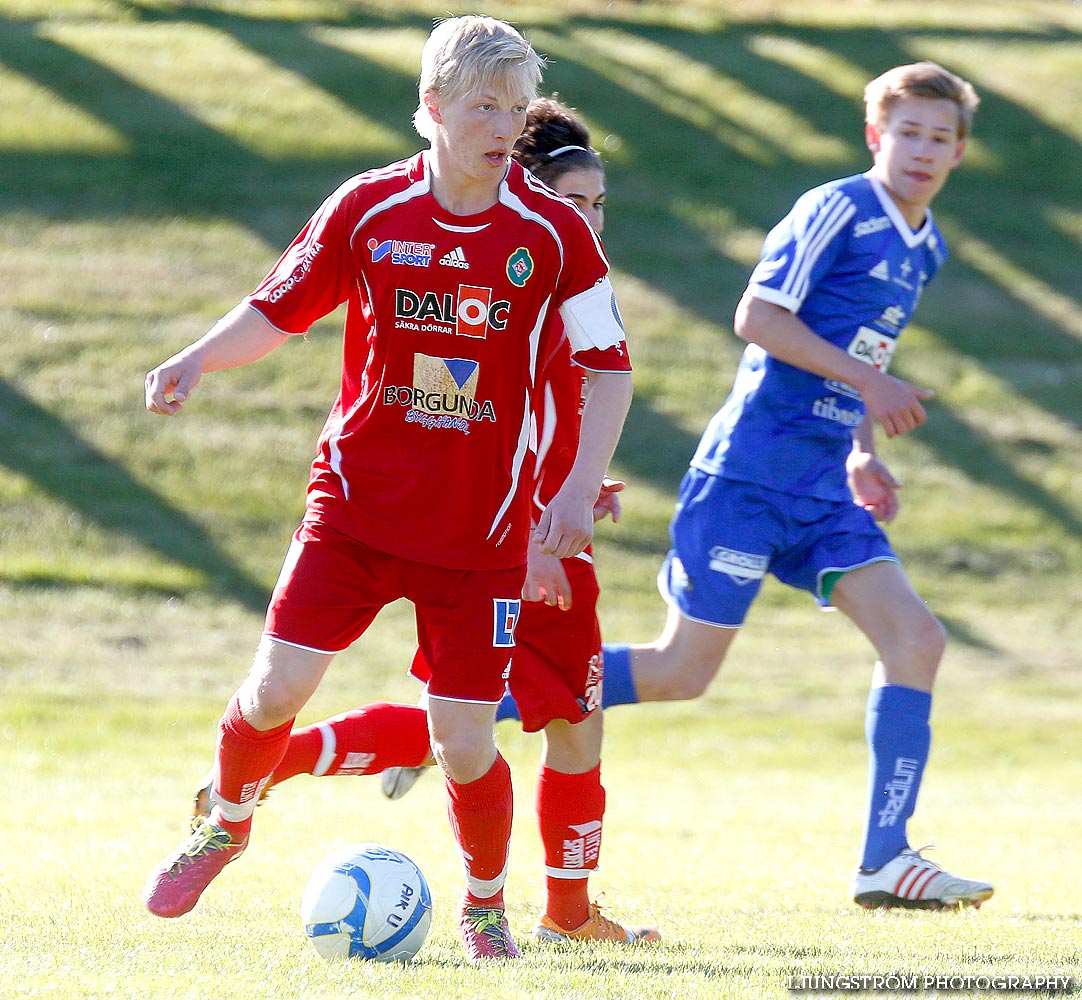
[734,293,934,438]
[145,304,289,415]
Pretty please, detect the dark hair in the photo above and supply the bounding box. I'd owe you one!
[513,96,604,186]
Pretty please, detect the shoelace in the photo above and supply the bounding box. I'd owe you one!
[171,821,234,874]
[587,903,627,939]
[902,844,943,871]
[465,909,512,956]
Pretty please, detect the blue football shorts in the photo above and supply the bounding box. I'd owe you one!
[658,468,898,628]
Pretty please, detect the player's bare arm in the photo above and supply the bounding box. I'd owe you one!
[734,293,934,438]
[847,413,901,523]
[525,473,627,613]
[535,370,632,559]
[145,304,289,415]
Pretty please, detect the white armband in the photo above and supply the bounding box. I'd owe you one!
[558,276,625,354]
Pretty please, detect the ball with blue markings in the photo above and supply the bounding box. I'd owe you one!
[301,843,432,962]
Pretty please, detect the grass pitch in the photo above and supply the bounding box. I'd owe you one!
[1,1,1080,997]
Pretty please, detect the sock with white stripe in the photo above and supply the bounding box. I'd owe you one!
[447,754,513,910]
[538,764,605,930]
[212,694,294,840]
[269,702,430,783]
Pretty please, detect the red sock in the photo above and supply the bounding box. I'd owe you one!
[538,764,605,930]
[446,754,513,911]
[212,695,294,840]
[272,702,431,783]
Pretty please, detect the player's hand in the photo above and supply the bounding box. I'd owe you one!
[523,536,572,610]
[145,354,203,415]
[847,452,901,523]
[593,477,625,523]
[534,486,594,559]
[861,373,935,438]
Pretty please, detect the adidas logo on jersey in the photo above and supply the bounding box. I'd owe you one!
[868,260,889,281]
[438,246,469,269]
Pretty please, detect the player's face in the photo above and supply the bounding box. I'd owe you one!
[553,168,606,235]
[867,96,966,226]
[429,86,530,183]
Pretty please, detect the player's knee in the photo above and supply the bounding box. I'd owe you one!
[914,612,947,667]
[430,729,494,784]
[542,716,601,772]
[243,681,305,727]
[886,610,946,684]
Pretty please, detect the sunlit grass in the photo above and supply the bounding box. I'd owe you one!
[3,673,1080,999]
[47,21,414,161]
[1,1,1081,995]
[0,64,129,152]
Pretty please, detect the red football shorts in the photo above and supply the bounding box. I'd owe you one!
[265,520,526,703]
[410,555,602,731]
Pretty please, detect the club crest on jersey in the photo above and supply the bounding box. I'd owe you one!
[492,598,521,648]
[368,238,435,267]
[506,247,533,287]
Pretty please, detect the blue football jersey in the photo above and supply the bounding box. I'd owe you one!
[692,172,948,500]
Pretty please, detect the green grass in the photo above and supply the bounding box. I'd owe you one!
[2,1,1081,996]
[4,677,1081,998]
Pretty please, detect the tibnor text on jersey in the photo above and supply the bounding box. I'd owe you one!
[246,153,630,571]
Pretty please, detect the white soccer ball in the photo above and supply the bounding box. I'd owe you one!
[301,843,432,962]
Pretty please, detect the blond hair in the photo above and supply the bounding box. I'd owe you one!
[864,62,980,139]
[413,16,545,141]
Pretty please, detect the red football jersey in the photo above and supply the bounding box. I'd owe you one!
[531,334,586,516]
[247,153,630,570]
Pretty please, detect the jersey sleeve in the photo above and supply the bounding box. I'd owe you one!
[245,178,361,334]
[747,184,856,314]
[552,213,631,372]
[560,277,632,372]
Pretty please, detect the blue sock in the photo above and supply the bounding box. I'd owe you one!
[600,643,639,708]
[494,688,521,723]
[860,684,932,870]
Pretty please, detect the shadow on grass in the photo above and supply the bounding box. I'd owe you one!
[0,5,1079,595]
[936,615,1000,655]
[0,378,267,611]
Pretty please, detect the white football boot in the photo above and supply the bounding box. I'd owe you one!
[380,765,428,800]
[852,846,994,909]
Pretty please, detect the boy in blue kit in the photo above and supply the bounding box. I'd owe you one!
[489,61,993,909]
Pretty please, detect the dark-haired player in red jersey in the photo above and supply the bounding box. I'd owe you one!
[141,17,632,963]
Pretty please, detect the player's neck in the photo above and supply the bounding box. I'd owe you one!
[888,194,930,231]
[427,151,504,217]
[869,168,933,231]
